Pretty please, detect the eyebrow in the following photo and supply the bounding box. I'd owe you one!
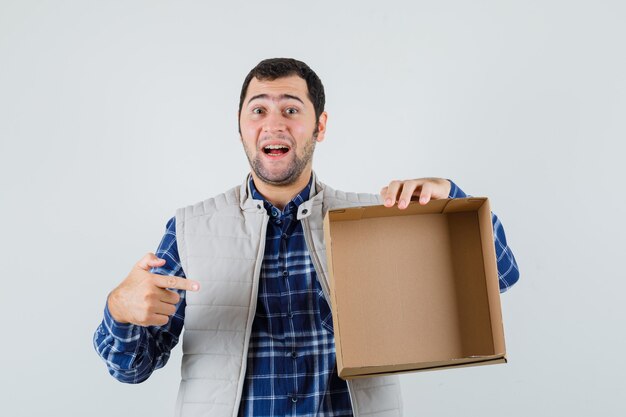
[247,93,304,106]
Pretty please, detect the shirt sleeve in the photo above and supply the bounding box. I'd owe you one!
[447,180,520,293]
[93,216,187,383]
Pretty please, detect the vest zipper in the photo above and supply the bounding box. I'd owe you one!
[301,217,358,417]
[301,217,332,303]
[232,212,269,417]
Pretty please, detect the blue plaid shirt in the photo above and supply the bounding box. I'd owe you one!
[93,178,520,416]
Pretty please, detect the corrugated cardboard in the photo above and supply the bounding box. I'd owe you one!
[323,197,506,379]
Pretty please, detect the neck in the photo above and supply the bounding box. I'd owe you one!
[250,168,313,210]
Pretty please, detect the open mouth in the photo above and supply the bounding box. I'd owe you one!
[263,144,291,156]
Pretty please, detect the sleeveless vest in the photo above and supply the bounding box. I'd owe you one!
[174,173,403,417]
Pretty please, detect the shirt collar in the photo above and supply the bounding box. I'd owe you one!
[249,174,312,217]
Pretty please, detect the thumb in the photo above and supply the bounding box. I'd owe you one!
[136,252,166,271]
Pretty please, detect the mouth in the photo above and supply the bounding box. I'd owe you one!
[262,143,291,158]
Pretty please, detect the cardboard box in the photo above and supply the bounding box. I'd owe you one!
[323,197,506,379]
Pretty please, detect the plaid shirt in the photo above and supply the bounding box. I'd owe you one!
[93,178,520,416]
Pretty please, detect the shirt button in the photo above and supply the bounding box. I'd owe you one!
[291,395,298,403]
[302,208,308,215]
[287,311,294,318]
[282,233,288,239]
[282,270,289,277]
[271,208,279,217]
[291,351,298,359]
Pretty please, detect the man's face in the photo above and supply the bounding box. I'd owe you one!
[239,75,327,186]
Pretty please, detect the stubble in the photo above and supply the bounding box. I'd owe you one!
[243,134,317,186]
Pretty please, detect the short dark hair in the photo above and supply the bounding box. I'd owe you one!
[238,58,326,127]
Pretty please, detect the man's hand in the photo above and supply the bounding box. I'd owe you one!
[107,253,200,327]
[380,178,451,209]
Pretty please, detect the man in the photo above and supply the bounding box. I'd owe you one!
[94,58,519,417]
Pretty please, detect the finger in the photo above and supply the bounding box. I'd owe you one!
[419,182,433,205]
[145,313,170,327]
[159,288,181,305]
[153,301,177,317]
[383,180,403,207]
[137,253,166,271]
[398,180,421,209]
[379,186,389,203]
[153,275,200,292]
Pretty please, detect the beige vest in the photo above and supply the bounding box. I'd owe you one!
[174,173,403,417]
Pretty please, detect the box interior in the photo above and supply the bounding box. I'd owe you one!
[325,198,504,377]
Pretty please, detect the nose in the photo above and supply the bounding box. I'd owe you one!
[263,111,286,133]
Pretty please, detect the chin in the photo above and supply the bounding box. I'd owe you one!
[253,165,299,185]
[258,172,298,186]
[250,150,311,187]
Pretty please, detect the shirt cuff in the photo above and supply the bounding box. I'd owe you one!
[103,300,143,344]
[447,179,468,199]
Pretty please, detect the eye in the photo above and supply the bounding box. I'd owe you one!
[252,107,264,114]
[285,107,298,115]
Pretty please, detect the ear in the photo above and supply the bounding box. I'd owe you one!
[315,112,328,143]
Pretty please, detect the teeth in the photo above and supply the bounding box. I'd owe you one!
[264,145,289,150]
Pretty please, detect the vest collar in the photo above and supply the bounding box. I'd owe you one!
[239,174,266,214]
[239,172,325,220]
[297,173,324,220]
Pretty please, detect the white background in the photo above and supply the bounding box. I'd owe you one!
[1,1,625,416]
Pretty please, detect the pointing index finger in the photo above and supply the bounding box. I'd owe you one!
[153,275,200,292]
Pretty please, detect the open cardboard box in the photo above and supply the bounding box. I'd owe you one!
[323,197,506,379]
